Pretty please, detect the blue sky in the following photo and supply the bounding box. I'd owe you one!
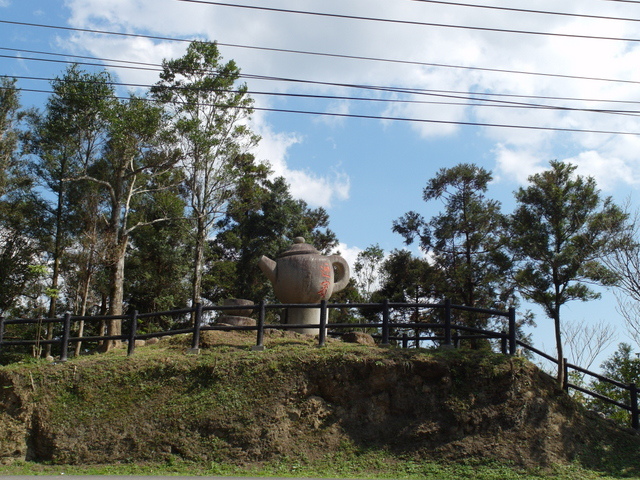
[2,0,640,368]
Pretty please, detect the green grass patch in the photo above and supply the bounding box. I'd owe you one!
[0,456,631,479]
[1,333,639,479]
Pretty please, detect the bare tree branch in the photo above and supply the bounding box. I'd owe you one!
[561,318,618,371]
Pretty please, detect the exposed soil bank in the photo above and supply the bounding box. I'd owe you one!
[0,331,638,475]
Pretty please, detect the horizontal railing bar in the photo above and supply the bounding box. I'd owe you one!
[1,301,510,323]
[202,325,258,332]
[568,382,631,411]
[1,339,57,346]
[566,361,630,390]
[516,340,558,364]
[3,318,60,325]
[441,303,510,317]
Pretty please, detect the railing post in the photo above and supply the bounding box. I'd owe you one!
[444,298,452,347]
[562,358,569,392]
[0,316,4,353]
[318,300,327,347]
[127,310,139,356]
[190,303,203,352]
[253,300,266,351]
[500,331,507,355]
[381,299,390,346]
[508,307,517,355]
[60,313,71,362]
[630,383,639,430]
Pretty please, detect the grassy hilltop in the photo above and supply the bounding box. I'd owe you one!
[1,330,639,479]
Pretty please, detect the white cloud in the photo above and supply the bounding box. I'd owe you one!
[564,150,640,190]
[334,243,361,271]
[61,0,640,195]
[315,100,350,128]
[251,114,351,208]
[286,168,350,209]
[493,144,547,185]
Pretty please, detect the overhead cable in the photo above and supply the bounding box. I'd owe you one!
[597,0,640,4]
[406,0,640,23]
[4,84,639,136]
[10,72,640,117]
[4,49,640,109]
[3,31,640,88]
[173,0,640,43]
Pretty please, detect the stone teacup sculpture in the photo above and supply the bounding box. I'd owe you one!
[258,237,350,334]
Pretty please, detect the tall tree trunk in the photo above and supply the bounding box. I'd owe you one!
[554,298,564,387]
[191,215,206,325]
[74,253,95,357]
[103,237,127,352]
[45,175,65,357]
[44,253,60,358]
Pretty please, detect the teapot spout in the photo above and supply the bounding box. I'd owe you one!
[258,255,277,285]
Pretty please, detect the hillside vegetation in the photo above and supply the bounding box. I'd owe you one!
[1,330,639,478]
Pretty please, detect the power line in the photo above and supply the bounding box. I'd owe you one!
[12,72,640,117]
[3,8,640,100]
[5,84,639,136]
[598,0,640,4]
[6,49,640,111]
[406,0,640,23]
[0,53,161,74]
[209,44,640,86]
[174,0,640,43]
[249,106,640,136]
[4,32,640,90]
[0,46,162,69]
[2,14,640,134]
[5,7,640,47]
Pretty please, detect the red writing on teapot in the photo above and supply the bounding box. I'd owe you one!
[317,263,331,297]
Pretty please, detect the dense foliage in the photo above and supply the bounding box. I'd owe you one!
[509,161,627,385]
[0,44,633,389]
[587,343,640,427]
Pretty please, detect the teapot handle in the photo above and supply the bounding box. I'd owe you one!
[330,256,350,293]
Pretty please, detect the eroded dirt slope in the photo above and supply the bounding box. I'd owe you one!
[0,331,638,473]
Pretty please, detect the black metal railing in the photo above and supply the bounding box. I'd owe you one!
[515,340,639,430]
[0,299,636,430]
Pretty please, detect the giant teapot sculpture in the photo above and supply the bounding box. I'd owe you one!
[258,237,350,334]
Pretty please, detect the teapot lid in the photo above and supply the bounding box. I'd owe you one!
[279,237,319,257]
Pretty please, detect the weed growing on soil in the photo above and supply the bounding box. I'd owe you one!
[1,331,639,479]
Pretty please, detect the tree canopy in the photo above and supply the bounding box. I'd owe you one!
[0,52,632,375]
[509,160,627,385]
[393,163,516,337]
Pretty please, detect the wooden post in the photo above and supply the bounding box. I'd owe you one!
[60,313,71,362]
[253,300,266,351]
[630,383,639,430]
[501,331,507,355]
[0,316,4,353]
[381,299,390,346]
[318,300,327,347]
[127,310,139,356]
[508,307,517,355]
[402,333,408,349]
[444,298,452,347]
[562,358,569,392]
